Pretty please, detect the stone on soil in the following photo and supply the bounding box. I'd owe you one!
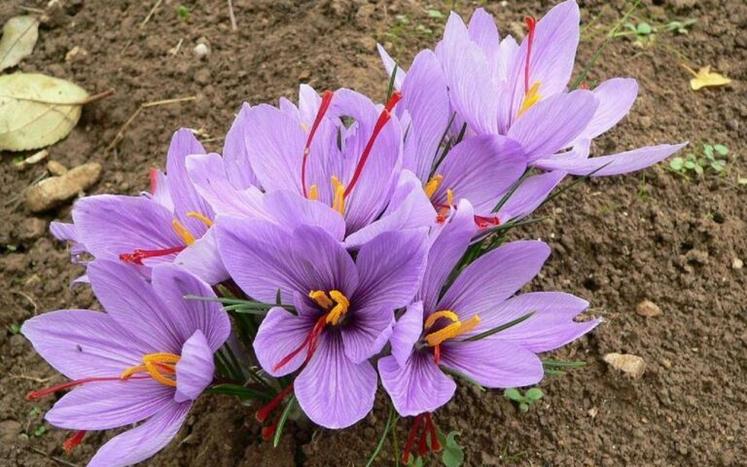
[24,162,101,212]
[636,300,662,317]
[603,353,646,379]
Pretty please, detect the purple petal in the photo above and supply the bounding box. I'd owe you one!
[175,330,215,402]
[149,263,231,351]
[379,352,456,417]
[166,129,213,237]
[298,84,321,126]
[186,153,265,218]
[45,379,174,430]
[253,307,317,377]
[353,228,428,311]
[500,0,580,127]
[341,305,394,364]
[507,90,598,161]
[294,333,377,429]
[344,170,436,249]
[377,43,406,90]
[468,8,500,59]
[148,169,174,211]
[533,143,687,176]
[440,339,543,388]
[433,135,526,213]
[21,309,145,379]
[579,78,638,140]
[400,50,451,181]
[245,104,306,194]
[480,292,600,352]
[495,170,565,222]
[419,199,475,312]
[72,195,182,262]
[216,219,359,304]
[262,190,346,242]
[438,241,550,320]
[223,103,259,189]
[88,401,190,467]
[49,221,87,261]
[173,227,230,285]
[389,302,424,368]
[87,260,181,353]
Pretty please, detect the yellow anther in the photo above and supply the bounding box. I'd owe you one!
[424,174,444,199]
[424,314,481,347]
[308,184,319,201]
[446,188,455,207]
[120,352,181,388]
[309,290,334,309]
[518,81,542,116]
[424,310,460,329]
[309,289,350,325]
[172,219,196,246]
[331,176,345,214]
[186,211,213,227]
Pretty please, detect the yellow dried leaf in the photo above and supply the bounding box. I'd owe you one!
[690,66,731,91]
[0,73,89,152]
[0,16,39,71]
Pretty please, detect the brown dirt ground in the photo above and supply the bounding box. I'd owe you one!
[1,0,745,465]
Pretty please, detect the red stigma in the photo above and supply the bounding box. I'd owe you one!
[63,431,86,454]
[474,214,501,229]
[433,344,442,365]
[149,168,159,194]
[578,81,590,90]
[402,413,441,464]
[301,90,335,198]
[256,384,294,423]
[119,246,186,265]
[26,375,149,400]
[343,91,402,198]
[272,315,327,372]
[524,16,537,94]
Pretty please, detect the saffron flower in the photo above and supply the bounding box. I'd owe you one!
[215,218,428,428]
[21,260,231,467]
[379,1,685,177]
[52,129,227,284]
[378,200,600,416]
[187,87,436,247]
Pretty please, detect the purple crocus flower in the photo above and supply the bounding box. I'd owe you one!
[187,86,437,247]
[52,129,227,284]
[378,200,599,416]
[379,1,685,178]
[215,218,428,428]
[21,260,231,467]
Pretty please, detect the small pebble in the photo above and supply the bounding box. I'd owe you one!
[587,407,598,418]
[194,68,211,85]
[47,160,68,176]
[732,258,743,270]
[603,353,646,379]
[18,217,48,241]
[636,300,662,317]
[65,45,88,62]
[193,43,210,59]
[24,162,102,213]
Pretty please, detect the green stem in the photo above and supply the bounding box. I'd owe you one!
[366,404,396,467]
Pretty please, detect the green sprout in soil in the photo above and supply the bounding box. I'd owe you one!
[176,4,190,20]
[504,387,543,413]
[669,143,729,176]
[7,323,21,334]
[612,16,696,46]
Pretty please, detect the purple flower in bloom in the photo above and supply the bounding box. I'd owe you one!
[215,218,428,428]
[379,1,685,178]
[52,130,227,284]
[187,87,437,247]
[378,200,599,416]
[21,260,230,467]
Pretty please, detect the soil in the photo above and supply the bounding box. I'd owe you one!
[1,0,745,466]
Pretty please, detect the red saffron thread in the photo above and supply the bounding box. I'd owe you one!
[256,384,295,423]
[343,91,402,198]
[26,375,149,400]
[149,168,159,194]
[523,16,537,94]
[301,90,335,198]
[474,214,501,229]
[272,315,327,372]
[402,414,424,464]
[119,246,186,265]
[63,431,86,454]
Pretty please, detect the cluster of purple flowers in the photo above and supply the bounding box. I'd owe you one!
[23,2,683,465]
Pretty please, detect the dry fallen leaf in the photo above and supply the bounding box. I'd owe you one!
[0,16,39,71]
[689,65,731,91]
[0,73,89,151]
